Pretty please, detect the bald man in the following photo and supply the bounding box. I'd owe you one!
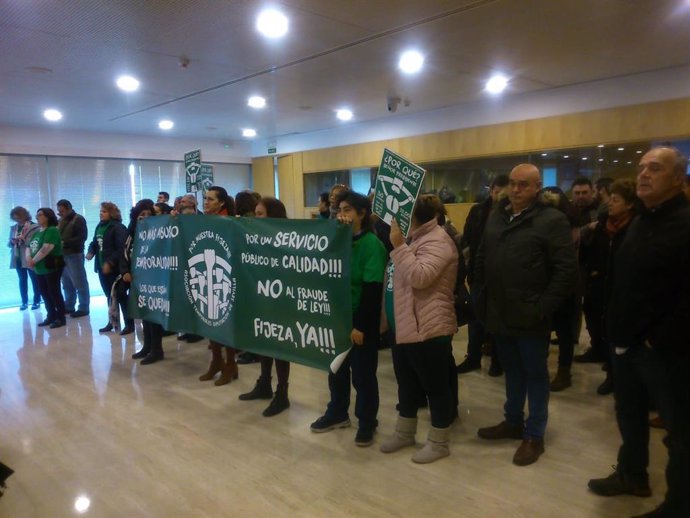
[589,147,690,518]
[475,164,576,466]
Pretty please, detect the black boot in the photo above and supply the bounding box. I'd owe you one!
[131,345,151,360]
[239,376,273,401]
[141,339,164,365]
[0,461,14,497]
[263,383,290,417]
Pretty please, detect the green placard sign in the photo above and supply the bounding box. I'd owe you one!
[128,215,352,372]
[199,163,214,193]
[184,149,201,193]
[372,148,426,237]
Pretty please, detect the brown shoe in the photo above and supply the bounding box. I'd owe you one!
[513,438,544,466]
[477,421,523,440]
[649,415,665,429]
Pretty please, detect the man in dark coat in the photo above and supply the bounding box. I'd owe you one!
[475,164,576,466]
[57,199,90,317]
[456,174,508,375]
[588,146,690,518]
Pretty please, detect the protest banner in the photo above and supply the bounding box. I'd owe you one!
[128,215,352,372]
[184,149,201,193]
[372,148,426,237]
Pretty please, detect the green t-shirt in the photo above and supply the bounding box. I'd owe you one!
[384,260,396,332]
[95,222,111,266]
[350,231,387,312]
[28,226,63,275]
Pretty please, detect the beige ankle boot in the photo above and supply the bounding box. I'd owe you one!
[412,426,450,464]
[380,416,417,453]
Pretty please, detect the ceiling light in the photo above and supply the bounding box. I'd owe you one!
[158,120,174,130]
[636,150,643,154]
[248,96,266,109]
[618,147,625,151]
[582,157,588,160]
[627,161,632,164]
[43,109,62,121]
[598,158,604,162]
[597,144,605,148]
[242,128,257,138]
[116,75,140,92]
[563,155,570,159]
[613,159,619,163]
[74,496,91,514]
[398,51,424,74]
[256,9,288,38]
[541,153,547,157]
[485,74,509,94]
[336,109,353,121]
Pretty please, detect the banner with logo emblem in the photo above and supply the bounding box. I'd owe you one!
[128,215,352,372]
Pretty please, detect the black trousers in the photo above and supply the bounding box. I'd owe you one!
[552,294,578,367]
[36,269,65,323]
[614,345,690,514]
[143,321,164,355]
[260,356,290,385]
[98,271,132,325]
[392,341,455,428]
[326,340,379,432]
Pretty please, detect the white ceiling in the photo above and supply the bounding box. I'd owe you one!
[2,0,690,146]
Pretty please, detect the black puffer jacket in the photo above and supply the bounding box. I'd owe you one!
[475,198,577,337]
[607,193,690,356]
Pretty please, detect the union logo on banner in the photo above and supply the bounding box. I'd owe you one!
[183,231,236,327]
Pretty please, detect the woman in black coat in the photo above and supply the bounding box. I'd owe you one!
[87,201,130,334]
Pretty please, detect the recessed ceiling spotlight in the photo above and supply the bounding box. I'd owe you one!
[618,147,625,151]
[485,74,509,94]
[636,150,643,154]
[242,128,257,138]
[256,9,288,38]
[563,155,570,159]
[43,108,62,121]
[336,108,353,121]
[541,153,548,157]
[598,158,604,162]
[597,144,605,148]
[248,96,266,109]
[158,120,174,130]
[582,157,588,161]
[116,75,140,92]
[627,161,632,164]
[398,50,424,74]
[613,159,619,163]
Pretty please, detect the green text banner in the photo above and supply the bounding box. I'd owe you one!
[129,215,352,372]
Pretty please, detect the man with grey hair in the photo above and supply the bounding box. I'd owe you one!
[588,147,690,518]
[475,164,576,466]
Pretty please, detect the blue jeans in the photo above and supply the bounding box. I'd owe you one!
[16,265,41,306]
[61,253,90,312]
[495,334,550,439]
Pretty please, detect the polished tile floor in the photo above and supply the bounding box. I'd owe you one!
[0,298,667,517]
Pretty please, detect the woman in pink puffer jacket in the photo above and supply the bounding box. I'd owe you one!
[379,194,458,464]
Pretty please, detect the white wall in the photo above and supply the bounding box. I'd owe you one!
[0,126,253,164]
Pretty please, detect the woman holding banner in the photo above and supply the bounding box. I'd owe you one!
[310,191,387,447]
[120,199,163,364]
[198,186,239,386]
[238,197,292,416]
[379,194,458,463]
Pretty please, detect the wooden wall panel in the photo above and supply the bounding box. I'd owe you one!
[252,156,275,198]
[256,97,690,218]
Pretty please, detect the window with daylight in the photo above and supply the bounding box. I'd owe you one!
[0,154,251,309]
